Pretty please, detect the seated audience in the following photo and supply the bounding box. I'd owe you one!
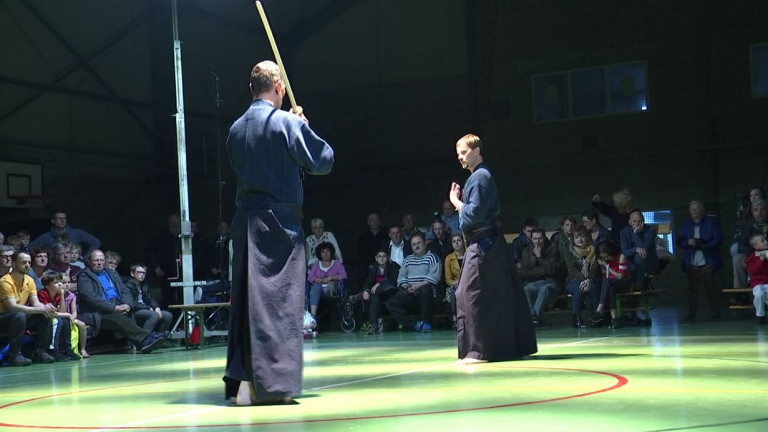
[745,234,768,325]
[620,210,659,289]
[401,213,422,242]
[0,245,13,276]
[563,225,601,328]
[77,250,166,354]
[510,218,539,267]
[105,250,122,273]
[69,243,85,269]
[734,199,768,289]
[582,208,611,247]
[444,233,466,327]
[49,242,81,292]
[37,271,81,361]
[592,188,637,243]
[0,251,57,366]
[388,233,440,332]
[386,225,412,267]
[676,200,722,321]
[427,220,454,261]
[5,234,22,251]
[592,241,631,328]
[353,247,400,335]
[305,218,343,269]
[29,247,49,290]
[550,216,576,255]
[521,228,562,324]
[39,270,89,358]
[15,230,31,253]
[427,200,460,240]
[29,210,101,255]
[124,264,173,335]
[307,242,348,320]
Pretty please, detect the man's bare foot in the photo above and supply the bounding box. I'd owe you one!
[79,350,90,358]
[235,381,256,406]
[456,357,488,365]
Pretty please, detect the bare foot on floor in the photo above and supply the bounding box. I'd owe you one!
[79,350,90,358]
[455,357,488,365]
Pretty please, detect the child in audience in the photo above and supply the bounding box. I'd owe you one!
[745,234,768,325]
[38,271,90,358]
[593,241,631,329]
[69,244,85,269]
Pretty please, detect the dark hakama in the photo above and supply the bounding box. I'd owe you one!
[222,98,333,402]
[456,235,538,361]
[224,207,305,401]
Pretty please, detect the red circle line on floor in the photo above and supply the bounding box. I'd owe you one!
[0,366,628,430]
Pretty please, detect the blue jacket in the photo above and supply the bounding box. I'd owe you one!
[29,226,101,255]
[620,224,658,261]
[675,215,722,271]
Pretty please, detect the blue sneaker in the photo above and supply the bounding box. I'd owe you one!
[413,321,423,332]
[421,322,432,333]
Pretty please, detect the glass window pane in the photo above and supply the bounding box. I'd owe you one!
[572,68,605,117]
[608,62,648,113]
[752,44,768,98]
[534,73,568,122]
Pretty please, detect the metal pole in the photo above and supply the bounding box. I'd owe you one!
[171,0,194,306]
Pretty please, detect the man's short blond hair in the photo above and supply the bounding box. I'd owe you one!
[250,61,281,96]
[456,134,482,153]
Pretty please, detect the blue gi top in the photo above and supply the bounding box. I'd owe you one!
[459,162,500,236]
[227,99,334,221]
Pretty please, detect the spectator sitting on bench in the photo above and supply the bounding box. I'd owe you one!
[305,218,343,270]
[734,199,768,289]
[444,233,466,328]
[390,232,441,333]
[521,228,562,325]
[510,218,539,270]
[39,270,89,358]
[731,187,766,289]
[351,247,401,335]
[745,234,768,325]
[0,251,57,366]
[307,242,347,320]
[620,210,659,291]
[563,225,601,329]
[37,271,82,361]
[593,241,631,329]
[676,200,723,321]
[124,264,173,336]
[77,250,166,354]
[582,208,611,247]
[50,242,80,292]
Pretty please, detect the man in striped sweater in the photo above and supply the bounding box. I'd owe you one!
[385,232,441,332]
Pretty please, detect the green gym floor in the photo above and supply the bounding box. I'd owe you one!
[1,308,765,432]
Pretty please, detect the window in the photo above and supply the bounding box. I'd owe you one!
[642,209,674,255]
[751,43,768,98]
[532,61,648,122]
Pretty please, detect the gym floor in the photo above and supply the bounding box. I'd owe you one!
[1,307,765,432]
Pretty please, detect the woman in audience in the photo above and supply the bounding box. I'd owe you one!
[356,247,400,334]
[307,242,347,320]
[732,186,767,288]
[563,225,602,328]
[592,241,631,329]
[444,233,466,328]
[592,187,638,241]
[305,218,343,269]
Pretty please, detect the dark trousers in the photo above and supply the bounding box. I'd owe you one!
[99,313,150,344]
[598,278,632,310]
[0,312,53,356]
[566,279,600,314]
[52,316,73,352]
[687,266,719,315]
[368,289,399,326]
[383,284,435,325]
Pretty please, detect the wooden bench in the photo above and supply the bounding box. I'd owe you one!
[722,288,753,310]
[168,302,230,349]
